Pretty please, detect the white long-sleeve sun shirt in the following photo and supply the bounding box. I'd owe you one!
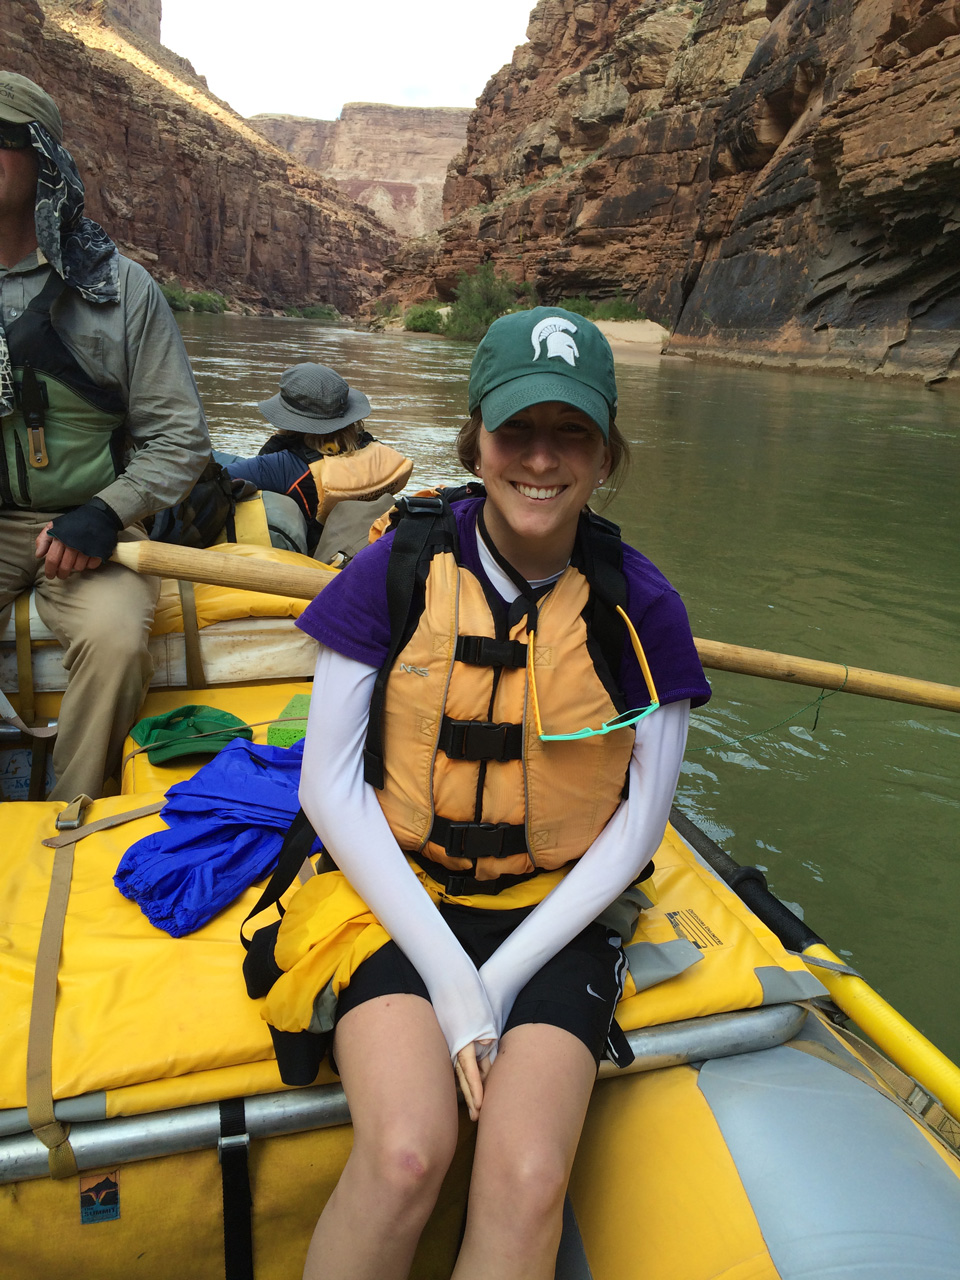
[298,546,690,1063]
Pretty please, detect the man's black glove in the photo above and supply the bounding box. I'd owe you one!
[48,498,124,560]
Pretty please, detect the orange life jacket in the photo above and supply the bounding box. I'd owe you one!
[307,441,413,523]
[364,493,638,890]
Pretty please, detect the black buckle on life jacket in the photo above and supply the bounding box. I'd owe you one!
[431,816,528,860]
[438,717,523,762]
[455,635,527,669]
[398,493,445,518]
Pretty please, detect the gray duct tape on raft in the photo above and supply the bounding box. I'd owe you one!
[0,1004,806,1184]
[624,937,703,992]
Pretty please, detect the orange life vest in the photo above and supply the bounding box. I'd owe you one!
[307,441,413,523]
[369,500,636,887]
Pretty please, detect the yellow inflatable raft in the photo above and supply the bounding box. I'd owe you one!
[2,559,960,1279]
[2,680,960,1278]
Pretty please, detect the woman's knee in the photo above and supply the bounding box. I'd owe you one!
[482,1144,571,1225]
[354,1117,457,1203]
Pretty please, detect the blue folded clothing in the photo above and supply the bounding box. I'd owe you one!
[114,737,319,937]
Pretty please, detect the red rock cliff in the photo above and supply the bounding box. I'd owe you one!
[9,2,399,313]
[390,0,960,381]
[251,104,472,240]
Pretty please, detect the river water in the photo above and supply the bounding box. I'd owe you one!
[178,313,960,1062]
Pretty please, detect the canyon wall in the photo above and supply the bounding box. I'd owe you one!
[252,105,472,240]
[8,2,399,313]
[105,0,160,43]
[388,0,960,381]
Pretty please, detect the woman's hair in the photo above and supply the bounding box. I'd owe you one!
[278,423,364,454]
[455,409,630,504]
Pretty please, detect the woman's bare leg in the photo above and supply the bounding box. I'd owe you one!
[302,993,459,1280]
[452,1023,597,1280]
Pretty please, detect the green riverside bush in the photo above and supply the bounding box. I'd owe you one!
[592,292,646,322]
[556,292,646,322]
[185,290,228,314]
[284,303,341,322]
[403,303,445,333]
[445,262,531,342]
[160,280,190,312]
[557,295,596,317]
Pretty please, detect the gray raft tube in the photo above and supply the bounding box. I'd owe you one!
[0,1003,805,1183]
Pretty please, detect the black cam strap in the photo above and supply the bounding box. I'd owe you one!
[437,716,523,762]
[240,807,318,950]
[364,493,453,788]
[429,815,528,861]
[575,509,629,711]
[219,1097,254,1280]
[410,850,539,898]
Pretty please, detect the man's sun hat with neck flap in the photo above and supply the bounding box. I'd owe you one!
[0,72,63,141]
[468,306,618,440]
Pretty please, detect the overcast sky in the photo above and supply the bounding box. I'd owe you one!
[160,0,536,121]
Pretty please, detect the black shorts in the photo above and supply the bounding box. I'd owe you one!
[335,899,628,1066]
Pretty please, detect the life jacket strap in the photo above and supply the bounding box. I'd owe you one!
[437,716,523,762]
[455,634,527,668]
[410,849,539,897]
[429,815,528,861]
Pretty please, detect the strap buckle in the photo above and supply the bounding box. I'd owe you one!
[445,821,514,860]
[55,794,92,831]
[399,494,444,518]
[440,719,522,762]
[455,635,527,669]
[218,1131,250,1163]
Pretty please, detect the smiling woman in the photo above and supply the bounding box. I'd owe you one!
[241,306,713,1279]
[473,403,612,579]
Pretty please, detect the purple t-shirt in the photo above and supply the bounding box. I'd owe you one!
[297,498,711,710]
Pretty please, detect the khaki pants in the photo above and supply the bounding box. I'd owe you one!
[0,509,159,801]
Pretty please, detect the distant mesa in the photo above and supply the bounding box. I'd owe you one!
[250,105,473,241]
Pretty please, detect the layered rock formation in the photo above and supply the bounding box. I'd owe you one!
[252,105,472,240]
[105,0,160,43]
[10,2,398,312]
[389,0,960,380]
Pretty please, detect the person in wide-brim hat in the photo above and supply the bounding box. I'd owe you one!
[257,362,371,435]
[214,362,412,558]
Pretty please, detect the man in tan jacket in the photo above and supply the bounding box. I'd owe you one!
[0,72,210,799]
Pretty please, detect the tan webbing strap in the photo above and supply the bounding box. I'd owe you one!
[27,799,167,1177]
[827,1022,960,1152]
[15,591,36,728]
[177,579,206,689]
[26,835,80,1179]
[40,799,167,849]
[790,1034,960,1157]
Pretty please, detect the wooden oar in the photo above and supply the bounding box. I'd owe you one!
[694,637,960,714]
[111,539,336,599]
[111,541,960,714]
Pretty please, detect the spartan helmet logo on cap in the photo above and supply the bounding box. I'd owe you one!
[530,316,579,367]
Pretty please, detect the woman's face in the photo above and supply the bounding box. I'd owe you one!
[475,400,611,577]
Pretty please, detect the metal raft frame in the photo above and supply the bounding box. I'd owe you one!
[0,1004,805,1183]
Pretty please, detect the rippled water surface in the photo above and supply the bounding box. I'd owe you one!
[179,314,960,1060]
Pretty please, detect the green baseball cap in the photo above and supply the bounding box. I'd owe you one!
[129,705,252,765]
[0,72,63,142]
[468,307,617,440]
